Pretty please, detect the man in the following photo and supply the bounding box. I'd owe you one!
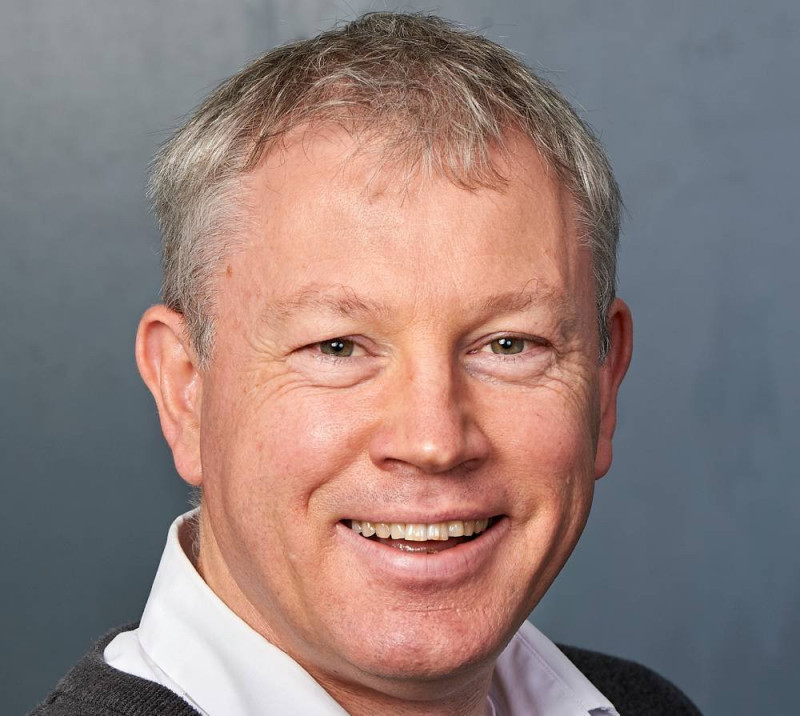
[35,12,700,716]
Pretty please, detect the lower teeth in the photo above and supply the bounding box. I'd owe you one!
[359,526,488,554]
[378,536,473,553]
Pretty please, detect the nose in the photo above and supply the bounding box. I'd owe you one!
[368,356,490,475]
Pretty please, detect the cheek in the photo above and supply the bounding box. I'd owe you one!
[202,383,372,516]
[492,396,597,605]
[504,387,597,466]
[495,386,598,516]
[262,393,372,483]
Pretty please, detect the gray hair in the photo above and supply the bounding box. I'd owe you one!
[149,12,621,364]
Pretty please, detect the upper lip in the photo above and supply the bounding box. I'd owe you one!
[342,513,502,523]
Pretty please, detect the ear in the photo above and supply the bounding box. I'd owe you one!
[135,305,204,486]
[594,298,633,479]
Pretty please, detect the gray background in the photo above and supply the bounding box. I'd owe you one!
[2,1,798,713]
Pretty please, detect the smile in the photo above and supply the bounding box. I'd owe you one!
[346,517,499,554]
[336,515,509,583]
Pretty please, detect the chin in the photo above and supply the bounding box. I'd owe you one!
[326,603,511,683]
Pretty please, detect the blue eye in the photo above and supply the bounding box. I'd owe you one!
[319,339,355,356]
[490,337,525,355]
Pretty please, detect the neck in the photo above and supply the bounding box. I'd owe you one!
[313,662,495,716]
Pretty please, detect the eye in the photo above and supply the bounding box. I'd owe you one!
[489,337,526,355]
[318,338,356,357]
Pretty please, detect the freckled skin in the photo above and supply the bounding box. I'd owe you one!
[138,126,632,716]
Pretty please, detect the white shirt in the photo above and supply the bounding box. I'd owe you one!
[105,511,618,716]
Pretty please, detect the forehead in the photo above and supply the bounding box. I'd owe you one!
[225,125,592,325]
[252,123,571,209]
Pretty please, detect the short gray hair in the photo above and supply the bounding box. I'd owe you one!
[149,12,621,364]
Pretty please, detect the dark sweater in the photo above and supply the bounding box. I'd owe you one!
[32,626,701,715]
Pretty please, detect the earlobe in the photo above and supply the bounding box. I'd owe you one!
[594,298,633,479]
[135,305,204,486]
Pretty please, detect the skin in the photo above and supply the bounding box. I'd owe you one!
[136,127,633,716]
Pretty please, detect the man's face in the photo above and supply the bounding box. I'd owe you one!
[193,128,614,692]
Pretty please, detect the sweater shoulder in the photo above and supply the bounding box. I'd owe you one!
[30,625,200,716]
[557,643,702,716]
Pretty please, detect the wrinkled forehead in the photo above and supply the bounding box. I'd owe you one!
[228,124,588,301]
[227,123,592,313]
[238,126,581,271]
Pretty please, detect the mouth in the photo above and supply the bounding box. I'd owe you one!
[343,516,502,554]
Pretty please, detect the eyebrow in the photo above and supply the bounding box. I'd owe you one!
[267,284,393,324]
[479,281,562,313]
[479,284,581,340]
[265,281,579,334]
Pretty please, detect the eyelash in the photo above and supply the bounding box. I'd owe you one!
[307,337,369,362]
[305,334,548,361]
[474,334,549,358]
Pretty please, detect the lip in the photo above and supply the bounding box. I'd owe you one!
[344,513,496,524]
[335,515,510,586]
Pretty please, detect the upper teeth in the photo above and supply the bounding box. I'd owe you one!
[349,519,490,541]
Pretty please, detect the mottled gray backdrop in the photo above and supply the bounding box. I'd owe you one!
[2,1,798,713]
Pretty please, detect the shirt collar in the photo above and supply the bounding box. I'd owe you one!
[491,620,618,716]
[137,510,349,715]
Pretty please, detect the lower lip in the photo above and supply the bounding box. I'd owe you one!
[335,517,510,586]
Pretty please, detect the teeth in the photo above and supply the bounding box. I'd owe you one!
[405,523,427,541]
[349,518,493,541]
[426,523,450,541]
[448,521,464,537]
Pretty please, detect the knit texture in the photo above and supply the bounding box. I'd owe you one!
[30,626,200,716]
[559,644,702,715]
[32,626,701,715]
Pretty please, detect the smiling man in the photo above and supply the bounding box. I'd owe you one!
[35,12,701,716]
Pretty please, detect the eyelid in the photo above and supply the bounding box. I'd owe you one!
[305,335,373,358]
[471,333,549,354]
